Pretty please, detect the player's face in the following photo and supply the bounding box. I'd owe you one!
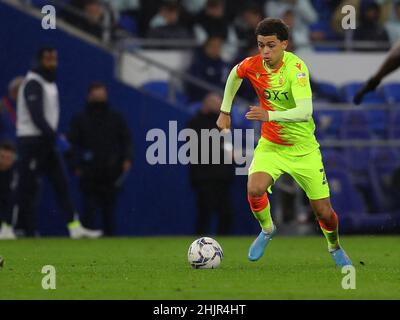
[0,149,15,171]
[41,50,58,72]
[257,35,288,68]
[88,87,108,103]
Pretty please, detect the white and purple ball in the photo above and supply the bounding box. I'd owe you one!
[188,237,223,269]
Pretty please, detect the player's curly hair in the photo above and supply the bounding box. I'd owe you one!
[255,18,289,41]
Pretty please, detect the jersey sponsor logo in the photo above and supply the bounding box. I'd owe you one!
[295,63,302,70]
[263,89,289,101]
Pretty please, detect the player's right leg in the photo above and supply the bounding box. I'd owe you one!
[247,172,277,261]
[246,138,284,261]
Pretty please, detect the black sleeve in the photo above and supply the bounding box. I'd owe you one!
[66,114,81,147]
[117,113,133,162]
[24,80,57,143]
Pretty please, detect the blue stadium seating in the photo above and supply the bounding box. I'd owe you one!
[338,107,387,139]
[327,169,367,215]
[322,149,348,172]
[313,109,343,139]
[344,146,374,211]
[118,13,138,35]
[141,81,188,106]
[313,81,340,102]
[326,166,398,233]
[187,101,202,115]
[389,109,400,138]
[231,105,253,129]
[369,148,400,212]
[342,82,385,104]
[381,82,400,104]
[340,110,372,139]
[366,109,388,138]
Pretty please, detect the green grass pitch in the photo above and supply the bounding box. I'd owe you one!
[0,236,399,299]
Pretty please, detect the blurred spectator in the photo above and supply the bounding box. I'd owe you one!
[63,0,117,41]
[0,142,17,240]
[135,0,164,37]
[67,82,133,236]
[0,76,24,144]
[234,2,264,50]
[280,9,297,52]
[103,0,140,12]
[103,0,141,36]
[187,92,235,235]
[308,0,342,44]
[186,36,229,102]
[16,47,102,238]
[353,1,390,51]
[193,0,239,61]
[147,0,191,40]
[385,1,400,45]
[234,46,259,102]
[265,0,318,51]
[182,0,207,15]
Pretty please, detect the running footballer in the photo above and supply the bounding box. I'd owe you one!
[216,18,352,267]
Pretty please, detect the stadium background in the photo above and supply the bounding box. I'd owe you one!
[1,0,400,237]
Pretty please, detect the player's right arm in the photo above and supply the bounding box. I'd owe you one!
[216,65,243,130]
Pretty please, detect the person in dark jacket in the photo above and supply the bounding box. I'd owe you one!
[187,92,235,235]
[67,82,133,236]
[146,0,191,41]
[353,1,390,51]
[186,36,229,102]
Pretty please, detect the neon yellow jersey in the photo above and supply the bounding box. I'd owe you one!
[235,51,319,156]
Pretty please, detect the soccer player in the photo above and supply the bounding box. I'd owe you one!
[216,18,352,267]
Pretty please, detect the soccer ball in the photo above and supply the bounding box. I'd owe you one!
[187,237,223,269]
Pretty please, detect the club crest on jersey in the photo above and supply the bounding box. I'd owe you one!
[295,63,302,70]
[278,71,284,85]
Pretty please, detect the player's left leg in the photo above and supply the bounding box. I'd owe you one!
[289,148,352,267]
[309,198,352,267]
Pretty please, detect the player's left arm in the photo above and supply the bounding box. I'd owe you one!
[246,62,313,122]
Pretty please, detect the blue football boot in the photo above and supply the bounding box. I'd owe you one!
[330,247,352,267]
[248,225,276,262]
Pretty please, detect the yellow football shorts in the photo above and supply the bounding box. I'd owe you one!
[248,137,330,200]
